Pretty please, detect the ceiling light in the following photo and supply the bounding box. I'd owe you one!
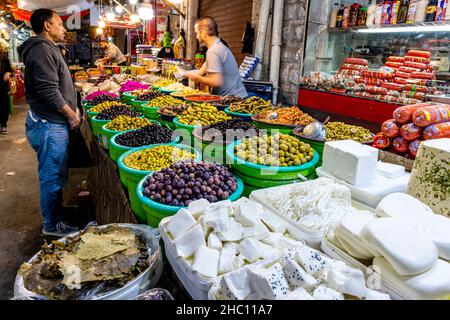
[357,25,450,33]
[105,12,115,21]
[98,19,106,28]
[129,0,138,4]
[115,6,123,14]
[96,27,103,35]
[138,4,154,21]
[168,0,183,4]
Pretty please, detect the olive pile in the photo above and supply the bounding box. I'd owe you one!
[147,96,185,108]
[202,120,257,141]
[136,90,164,102]
[116,125,175,147]
[89,94,119,106]
[159,105,189,117]
[215,95,242,107]
[178,104,231,126]
[105,116,152,131]
[235,133,315,167]
[123,146,195,171]
[229,97,273,115]
[90,101,125,113]
[96,105,142,120]
[325,122,373,143]
[142,161,238,206]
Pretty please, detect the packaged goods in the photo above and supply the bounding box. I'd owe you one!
[407,50,432,59]
[255,107,315,126]
[381,82,404,93]
[404,56,431,64]
[393,136,410,153]
[115,125,175,148]
[382,1,392,24]
[399,66,422,73]
[366,85,388,95]
[96,105,142,120]
[406,78,430,86]
[410,71,435,80]
[105,116,152,131]
[409,139,422,156]
[340,63,367,71]
[390,0,401,24]
[386,61,404,69]
[394,77,408,85]
[387,56,405,63]
[339,69,361,76]
[362,70,395,80]
[407,0,419,23]
[435,0,448,21]
[423,122,450,140]
[393,103,432,124]
[402,91,426,101]
[178,104,231,126]
[355,77,383,86]
[380,95,400,103]
[395,71,411,79]
[396,97,422,105]
[387,90,401,97]
[401,123,423,141]
[412,104,450,127]
[382,119,401,138]
[373,133,393,149]
[404,84,429,93]
[344,58,369,66]
[404,61,428,70]
[229,97,273,115]
[123,146,195,171]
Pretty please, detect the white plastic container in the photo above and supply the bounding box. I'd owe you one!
[13,224,163,300]
[316,167,410,208]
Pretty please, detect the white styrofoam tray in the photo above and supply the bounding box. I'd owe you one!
[316,167,410,209]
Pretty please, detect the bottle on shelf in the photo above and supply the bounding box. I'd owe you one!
[349,2,362,27]
[382,1,393,24]
[342,1,351,28]
[415,0,429,22]
[407,0,419,22]
[375,0,385,24]
[397,0,410,23]
[390,0,402,23]
[435,0,448,21]
[426,0,439,21]
[358,7,369,25]
[446,0,450,19]
[367,0,378,26]
[330,2,341,27]
[336,2,345,27]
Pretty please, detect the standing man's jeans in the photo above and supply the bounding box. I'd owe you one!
[25,110,69,231]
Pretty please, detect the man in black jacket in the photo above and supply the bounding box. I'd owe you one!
[18,9,80,237]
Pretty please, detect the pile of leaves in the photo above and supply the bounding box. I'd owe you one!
[18,225,151,300]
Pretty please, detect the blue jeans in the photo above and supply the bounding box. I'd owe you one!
[25,111,69,230]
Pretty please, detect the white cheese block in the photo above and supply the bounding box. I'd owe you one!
[260,210,286,233]
[232,255,245,271]
[207,232,223,251]
[243,222,270,240]
[174,224,206,258]
[187,199,210,218]
[283,259,318,290]
[312,285,345,300]
[373,257,450,300]
[211,199,233,208]
[248,263,290,300]
[166,208,197,239]
[200,207,230,233]
[224,242,238,254]
[375,193,434,219]
[335,232,375,260]
[327,263,368,298]
[323,140,378,188]
[216,268,252,300]
[235,200,264,226]
[407,138,450,217]
[218,245,237,275]
[238,238,266,263]
[364,289,391,300]
[361,218,438,276]
[192,246,219,278]
[278,236,303,249]
[216,218,244,242]
[376,161,405,179]
[295,246,328,276]
[260,232,284,247]
[281,247,300,265]
[280,288,314,300]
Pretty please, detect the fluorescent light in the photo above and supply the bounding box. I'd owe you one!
[138,5,154,21]
[115,6,123,14]
[129,0,138,4]
[358,25,450,33]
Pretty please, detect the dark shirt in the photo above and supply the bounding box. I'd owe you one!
[157,47,175,59]
[0,54,12,92]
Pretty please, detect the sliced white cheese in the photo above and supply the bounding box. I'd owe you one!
[232,255,245,271]
[216,218,244,242]
[283,259,317,290]
[278,235,303,249]
[327,263,368,298]
[260,210,286,233]
[375,193,434,219]
[243,222,270,240]
[373,257,450,300]
[376,161,405,179]
[192,246,219,278]
[361,218,438,276]
[364,289,391,300]
[280,288,314,300]
[235,200,264,226]
[200,207,230,233]
[174,224,206,258]
[216,268,252,300]
[238,238,265,263]
[187,199,210,219]
[218,245,237,275]
[335,232,375,260]
[312,285,345,300]
[248,263,290,300]
[295,246,328,276]
[166,208,197,239]
[260,232,284,247]
[207,232,223,251]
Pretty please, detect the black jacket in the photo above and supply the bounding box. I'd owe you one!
[18,36,76,124]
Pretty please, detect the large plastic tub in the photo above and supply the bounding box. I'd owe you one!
[118,144,201,223]
[137,175,244,228]
[90,116,111,141]
[130,99,148,113]
[109,131,180,163]
[226,140,319,181]
[142,104,160,120]
[192,126,229,164]
[173,118,199,146]
[13,224,163,300]
[121,91,137,104]
[252,116,298,135]
[224,107,253,122]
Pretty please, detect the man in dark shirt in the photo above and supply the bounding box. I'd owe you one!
[18,9,80,237]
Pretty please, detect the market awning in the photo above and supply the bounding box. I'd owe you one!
[13,0,92,22]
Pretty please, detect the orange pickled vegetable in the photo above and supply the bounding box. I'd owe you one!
[258,106,315,126]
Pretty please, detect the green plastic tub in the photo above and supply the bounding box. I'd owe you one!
[130,99,148,113]
[109,130,181,163]
[224,107,253,122]
[90,116,111,140]
[159,89,178,94]
[251,116,298,135]
[118,144,202,223]
[137,174,244,227]
[173,118,199,146]
[226,140,320,181]
[82,102,95,110]
[142,104,160,120]
[121,91,137,104]
[86,109,99,120]
[100,116,151,150]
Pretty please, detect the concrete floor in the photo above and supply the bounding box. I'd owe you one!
[0,101,91,299]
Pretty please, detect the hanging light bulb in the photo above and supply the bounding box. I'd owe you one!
[115,6,123,14]
[98,18,106,28]
[129,0,138,4]
[105,11,115,21]
[96,27,104,35]
[130,14,140,23]
[138,4,154,21]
